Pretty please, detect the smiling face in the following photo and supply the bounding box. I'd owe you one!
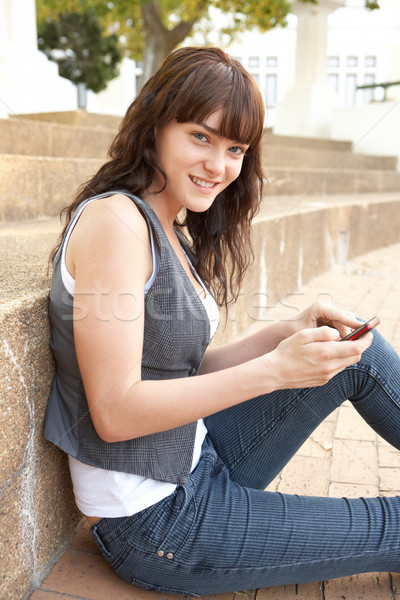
[144,109,249,223]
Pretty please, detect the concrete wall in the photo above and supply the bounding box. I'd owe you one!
[0,219,82,600]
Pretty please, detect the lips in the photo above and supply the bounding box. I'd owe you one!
[190,175,218,188]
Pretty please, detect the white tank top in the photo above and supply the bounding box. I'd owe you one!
[62,198,219,517]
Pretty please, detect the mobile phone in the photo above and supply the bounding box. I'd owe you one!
[341,316,380,341]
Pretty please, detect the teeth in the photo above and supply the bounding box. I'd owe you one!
[191,176,215,188]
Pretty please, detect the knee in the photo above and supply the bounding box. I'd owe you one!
[361,328,399,372]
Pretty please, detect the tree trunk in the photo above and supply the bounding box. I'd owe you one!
[139,0,195,89]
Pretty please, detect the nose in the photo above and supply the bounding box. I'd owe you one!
[204,148,225,177]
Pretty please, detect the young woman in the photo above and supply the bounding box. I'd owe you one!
[45,47,400,594]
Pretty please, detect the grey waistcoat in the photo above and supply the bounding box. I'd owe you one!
[44,191,212,484]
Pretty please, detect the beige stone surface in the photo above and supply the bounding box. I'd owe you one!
[0,472,36,600]
[0,117,53,156]
[277,454,331,496]
[51,125,113,159]
[382,170,400,192]
[378,443,400,468]
[330,439,378,486]
[0,154,41,220]
[11,109,121,130]
[335,405,377,442]
[326,170,359,194]
[257,583,323,599]
[0,217,82,600]
[263,130,352,152]
[0,116,115,158]
[0,155,102,220]
[324,573,394,599]
[329,482,379,497]
[0,218,59,306]
[263,144,397,170]
[40,546,141,599]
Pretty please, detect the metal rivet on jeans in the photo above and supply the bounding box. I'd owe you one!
[157,550,164,557]
[166,552,174,559]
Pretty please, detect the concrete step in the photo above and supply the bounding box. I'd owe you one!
[0,154,103,221]
[2,153,400,223]
[263,145,398,171]
[0,217,60,311]
[3,117,397,174]
[11,109,122,129]
[264,130,353,151]
[264,164,400,196]
[0,116,115,158]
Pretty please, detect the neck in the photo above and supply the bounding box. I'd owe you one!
[143,192,180,234]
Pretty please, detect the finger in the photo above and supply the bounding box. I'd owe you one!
[310,301,359,329]
[340,331,373,354]
[304,325,342,342]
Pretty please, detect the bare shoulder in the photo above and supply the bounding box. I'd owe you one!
[68,193,152,279]
[77,193,149,239]
[70,193,151,253]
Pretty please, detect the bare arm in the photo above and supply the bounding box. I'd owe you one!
[70,195,372,444]
[199,301,363,374]
[199,321,297,374]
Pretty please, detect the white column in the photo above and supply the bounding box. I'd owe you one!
[0,0,76,118]
[274,0,345,138]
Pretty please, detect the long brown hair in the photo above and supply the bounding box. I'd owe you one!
[52,47,265,308]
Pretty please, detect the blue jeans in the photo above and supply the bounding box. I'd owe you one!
[91,331,400,595]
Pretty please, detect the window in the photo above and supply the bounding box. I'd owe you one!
[249,56,260,68]
[346,56,358,67]
[251,73,260,84]
[266,74,278,106]
[328,73,339,93]
[266,56,278,68]
[328,56,340,68]
[363,73,376,103]
[365,55,377,68]
[345,74,357,105]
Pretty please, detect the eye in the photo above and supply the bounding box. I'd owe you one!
[192,132,208,142]
[229,145,247,156]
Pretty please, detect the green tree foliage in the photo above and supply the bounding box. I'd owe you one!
[37,9,122,94]
[36,0,380,87]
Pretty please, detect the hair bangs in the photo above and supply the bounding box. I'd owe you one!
[218,81,265,149]
[166,59,264,149]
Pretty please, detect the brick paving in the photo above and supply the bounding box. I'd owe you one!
[30,242,400,600]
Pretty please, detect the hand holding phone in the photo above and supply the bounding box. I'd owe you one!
[340,316,380,341]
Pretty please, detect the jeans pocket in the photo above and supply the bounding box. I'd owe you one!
[91,522,113,560]
[130,487,197,558]
[141,488,183,546]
